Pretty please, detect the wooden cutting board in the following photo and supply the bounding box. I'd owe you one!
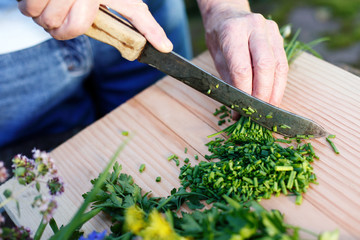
[1,51,359,239]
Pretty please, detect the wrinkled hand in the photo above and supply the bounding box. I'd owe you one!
[18,0,173,53]
[198,1,288,107]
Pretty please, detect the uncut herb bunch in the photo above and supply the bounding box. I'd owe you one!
[179,115,318,204]
[85,165,338,240]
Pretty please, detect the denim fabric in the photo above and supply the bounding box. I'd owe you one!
[0,0,192,147]
[0,37,95,146]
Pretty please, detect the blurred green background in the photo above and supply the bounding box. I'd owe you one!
[185,0,360,71]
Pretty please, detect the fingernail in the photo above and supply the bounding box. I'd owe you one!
[162,39,173,52]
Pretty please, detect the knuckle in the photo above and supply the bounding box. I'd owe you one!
[277,62,289,74]
[19,5,42,17]
[255,57,276,71]
[248,13,265,26]
[231,65,252,79]
[40,15,63,30]
[267,19,279,30]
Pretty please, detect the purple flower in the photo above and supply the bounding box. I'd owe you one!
[47,176,65,196]
[79,230,107,240]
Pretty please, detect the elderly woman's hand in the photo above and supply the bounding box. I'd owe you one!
[197,0,289,107]
[18,0,173,53]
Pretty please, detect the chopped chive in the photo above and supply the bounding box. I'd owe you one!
[207,89,211,94]
[174,158,180,166]
[121,131,129,136]
[328,134,336,139]
[219,113,228,119]
[275,166,293,171]
[215,84,219,88]
[167,154,177,161]
[184,158,189,163]
[194,154,199,160]
[280,179,288,195]
[295,194,303,205]
[139,164,146,173]
[184,147,188,154]
[280,124,291,129]
[248,107,256,113]
[156,176,161,182]
[287,171,297,189]
[266,114,273,119]
[273,126,277,132]
[275,139,292,144]
[326,138,339,154]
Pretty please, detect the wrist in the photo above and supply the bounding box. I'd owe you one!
[196,0,251,28]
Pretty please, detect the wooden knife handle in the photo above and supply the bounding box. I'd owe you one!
[85,6,146,61]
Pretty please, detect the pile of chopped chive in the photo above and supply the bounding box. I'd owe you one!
[179,111,319,205]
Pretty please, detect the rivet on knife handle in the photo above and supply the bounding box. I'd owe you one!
[85,6,146,61]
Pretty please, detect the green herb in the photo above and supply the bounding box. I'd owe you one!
[156,177,161,182]
[121,131,129,136]
[273,125,278,132]
[266,114,273,119]
[275,166,293,171]
[328,134,336,139]
[184,158,189,164]
[276,139,293,144]
[181,115,318,204]
[139,164,146,173]
[184,147,188,153]
[326,137,340,154]
[168,154,180,166]
[194,154,199,160]
[84,165,336,240]
[280,124,291,129]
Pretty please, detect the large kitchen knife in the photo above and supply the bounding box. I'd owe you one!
[86,6,327,138]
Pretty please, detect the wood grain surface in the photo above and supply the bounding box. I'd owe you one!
[1,52,359,239]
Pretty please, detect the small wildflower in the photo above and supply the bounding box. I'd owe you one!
[47,176,65,196]
[0,226,31,240]
[124,205,146,234]
[32,148,57,175]
[32,195,58,223]
[41,198,57,223]
[79,230,107,240]
[12,154,35,171]
[0,161,8,183]
[12,154,36,185]
[139,210,182,240]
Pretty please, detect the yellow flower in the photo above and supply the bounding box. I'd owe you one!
[124,205,146,234]
[139,210,183,240]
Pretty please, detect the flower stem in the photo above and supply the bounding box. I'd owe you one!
[34,218,47,240]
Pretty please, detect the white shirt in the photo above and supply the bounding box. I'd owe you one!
[0,1,51,54]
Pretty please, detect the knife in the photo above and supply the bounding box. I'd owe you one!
[85,6,327,138]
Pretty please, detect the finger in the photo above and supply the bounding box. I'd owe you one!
[103,0,173,53]
[219,20,253,95]
[33,0,77,30]
[248,15,276,103]
[18,0,49,17]
[267,21,289,106]
[47,0,99,40]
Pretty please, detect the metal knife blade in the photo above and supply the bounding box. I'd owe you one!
[138,43,327,138]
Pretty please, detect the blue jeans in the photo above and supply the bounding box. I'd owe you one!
[0,0,192,147]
